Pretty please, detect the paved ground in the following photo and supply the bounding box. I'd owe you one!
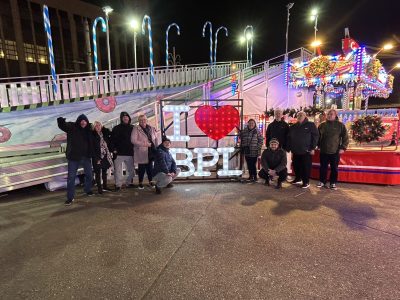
[0,180,400,299]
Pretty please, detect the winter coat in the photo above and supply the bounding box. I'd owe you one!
[153,144,177,176]
[57,114,94,161]
[131,124,159,164]
[287,118,319,155]
[318,120,349,154]
[261,148,287,173]
[239,127,264,157]
[111,112,134,156]
[92,127,113,170]
[266,119,289,150]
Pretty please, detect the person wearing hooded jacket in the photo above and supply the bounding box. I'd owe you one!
[111,112,135,191]
[287,111,319,189]
[57,114,94,205]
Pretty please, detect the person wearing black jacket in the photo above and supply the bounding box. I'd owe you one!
[266,109,289,150]
[287,111,319,189]
[57,114,94,205]
[92,121,113,194]
[259,138,288,189]
[111,112,135,191]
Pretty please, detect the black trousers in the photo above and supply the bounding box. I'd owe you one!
[319,152,340,184]
[292,153,312,184]
[245,156,258,179]
[138,162,154,183]
[258,168,288,183]
[94,167,108,190]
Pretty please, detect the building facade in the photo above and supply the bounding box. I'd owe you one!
[0,0,153,78]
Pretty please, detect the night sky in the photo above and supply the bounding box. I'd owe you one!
[85,0,400,103]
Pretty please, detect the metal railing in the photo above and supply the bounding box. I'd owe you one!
[0,60,248,109]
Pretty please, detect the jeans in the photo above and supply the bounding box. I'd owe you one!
[138,162,154,183]
[258,168,288,183]
[67,158,92,201]
[292,153,312,184]
[319,152,340,184]
[153,168,181,188]
[245,156,258,179]
[114,155,134,187]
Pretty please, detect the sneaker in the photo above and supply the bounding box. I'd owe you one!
[264,180,270,186]
[275,182,282,189]
[127,184,137,189]
[291,179,303,185]
[138,183,144,190]
[330,184,338,190]
[98,188,103,194]
[86,191,94,196]
[114,186,122,192]
[103,186,113,192]
[301,183,310,189]
[166,183,174,188]
[316,182,326,188]
[155,186,162,194]
[64,199,73,206]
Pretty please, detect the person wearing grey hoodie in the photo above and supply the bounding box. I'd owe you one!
[57,114,94,205]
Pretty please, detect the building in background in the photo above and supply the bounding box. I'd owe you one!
[0,0,154,78]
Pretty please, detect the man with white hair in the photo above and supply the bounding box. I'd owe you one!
[266,108,289,151]
[287,111,319,188]
[317,109,349,190]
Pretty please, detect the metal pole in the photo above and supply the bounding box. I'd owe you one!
[105,14,112,75]
[314,15,318,55]
[134,31,137,72]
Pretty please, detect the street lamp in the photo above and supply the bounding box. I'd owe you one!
[373,43,394,58]
[129,18,139,72]
[102,5,113,75]
[244,25,253,65]
[311,40,322,56]
[285,3,294,61]
[310,8,319,55]
[388,62,400,72]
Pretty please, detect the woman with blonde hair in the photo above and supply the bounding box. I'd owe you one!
[92,121,113,193]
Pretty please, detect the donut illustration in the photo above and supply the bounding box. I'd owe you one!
[95,96,117,113]
[0,126,11,143]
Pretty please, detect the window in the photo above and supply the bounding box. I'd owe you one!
[0,40,18,60]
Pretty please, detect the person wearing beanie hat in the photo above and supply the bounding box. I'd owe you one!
[258,138,288,189]
[111,111,135,191]
[152,136,181,194]
[57,114,95,205]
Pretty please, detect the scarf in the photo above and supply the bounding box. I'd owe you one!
[99,132,113,167]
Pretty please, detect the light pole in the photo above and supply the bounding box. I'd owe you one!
[244,25,253,65]
[373,43,394,58]
[129,18,139,72]
[310,9,318,55]
[102,6,113,75]
[285,3,294,60]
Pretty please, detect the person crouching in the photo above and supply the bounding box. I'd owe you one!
[258,138,288,189]
[152,137,181,194]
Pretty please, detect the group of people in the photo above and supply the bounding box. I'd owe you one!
[57,107,349,206]
[57,112,179,206]
[239,108,349,190]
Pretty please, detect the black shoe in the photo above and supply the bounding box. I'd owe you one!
[149,182,156,188]
[264,180,270,186]
[64,199,73,206]
[86,191,94,196]
[155,186,162,194]
[114,187,122,192]
[166,183,174,188]
[301,183,310,189]
[275,182,282,189]
[138,183,144,190]
[127,184,137,189]
[291,179,303,185]
[103,186,113,192]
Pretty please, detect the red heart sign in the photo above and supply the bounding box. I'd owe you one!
[195,105,240,140]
